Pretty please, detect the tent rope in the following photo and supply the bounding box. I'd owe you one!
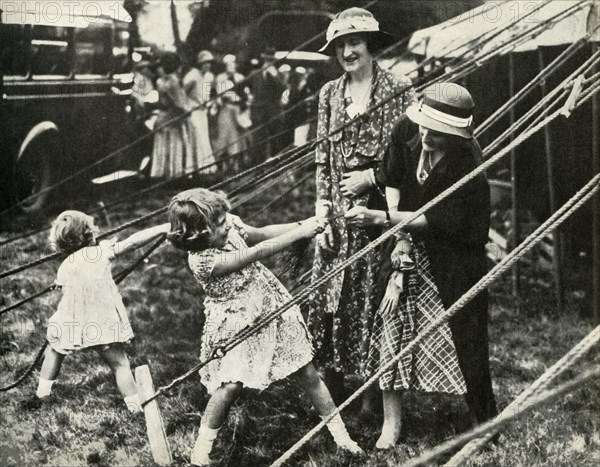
[269,171,600,467]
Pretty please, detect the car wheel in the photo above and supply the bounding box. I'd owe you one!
[14,133,60,213]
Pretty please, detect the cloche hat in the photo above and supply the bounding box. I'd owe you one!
[406,83,475,139]
[196,50,214,64]
[319,7,395,56]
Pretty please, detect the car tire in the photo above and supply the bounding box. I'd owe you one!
[14,132,61,214]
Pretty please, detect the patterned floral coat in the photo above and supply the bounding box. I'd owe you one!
[307,62,414,374]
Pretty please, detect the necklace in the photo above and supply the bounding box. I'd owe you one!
[339,78,372,159]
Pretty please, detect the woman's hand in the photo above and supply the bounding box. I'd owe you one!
[298,217,328,238]
[378,271,402,320]
[340,170,374,198]
[344,206,381,227]
[317,223,337,253]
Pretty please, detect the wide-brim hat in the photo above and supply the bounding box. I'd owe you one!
[406,83,475,139]
[319,7,395,56]
[197,50,214,64]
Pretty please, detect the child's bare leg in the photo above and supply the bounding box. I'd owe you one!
[37,347,66,397]
[97,345,136,397]
[97,345,140,411]
[292,363,363,454]
[204,382,243,428]
[191,382,242,465]
[376,390,402,449]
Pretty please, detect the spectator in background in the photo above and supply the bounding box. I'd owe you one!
[183,50,217,175]
[249,45,286,162]
[150,52,196,179]
[281,66,318,147]
[213,54,252,173]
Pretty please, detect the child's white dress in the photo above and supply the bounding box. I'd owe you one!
[188,215,313,394]
[47,240,134,354]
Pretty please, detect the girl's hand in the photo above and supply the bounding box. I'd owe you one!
[344,206,380,227]
[298,217,328,238]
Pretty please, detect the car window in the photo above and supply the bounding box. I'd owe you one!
[0,23,30,77]
[30,25,71,76]
[74,23,111,76]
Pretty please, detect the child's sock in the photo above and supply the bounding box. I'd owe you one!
[321,412,363,454]
[191,421,221,466]
[124,394,142,413]
[36,378,55,398]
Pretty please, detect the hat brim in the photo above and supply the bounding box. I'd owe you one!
[319,30,396,56]
[406,104,473,139]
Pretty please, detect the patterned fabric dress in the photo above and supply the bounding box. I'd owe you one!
[188,215,313,394]
[47,240,134,354]
[366,241,466,394]
[307,62,414,374]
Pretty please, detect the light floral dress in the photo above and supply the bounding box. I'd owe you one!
[47,240,133,354]
[188,215,313,394]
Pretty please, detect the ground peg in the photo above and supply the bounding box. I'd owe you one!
[135,365,173,466]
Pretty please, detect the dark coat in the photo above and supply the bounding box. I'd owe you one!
[377,115,497,424]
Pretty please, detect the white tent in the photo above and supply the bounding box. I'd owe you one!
[408,0,600,58]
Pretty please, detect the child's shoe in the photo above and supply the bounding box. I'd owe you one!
[321,412,364,455]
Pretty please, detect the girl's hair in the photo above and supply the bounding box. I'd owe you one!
[49,210,96,253]
[167,188,231,251]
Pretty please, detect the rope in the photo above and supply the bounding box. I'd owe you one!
[139,66,589,409]
[269,171,600,467]
[0,0,564,246]
[0,138,314,280]
[0,341,48,392]
[0,115,315,249]
[0,0,381,218]
[0,235,166,392]
[446,327,600,465]
[0,149,312,315]
[475,36,590,137]
[403,365,600,467]
[247,172,313,221]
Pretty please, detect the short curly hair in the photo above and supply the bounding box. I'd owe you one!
[167,188,231,251]
[49,210,96,254]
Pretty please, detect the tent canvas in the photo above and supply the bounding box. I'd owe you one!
[408,0,599,58]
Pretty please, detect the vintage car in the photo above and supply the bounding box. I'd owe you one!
[0,3,149,213]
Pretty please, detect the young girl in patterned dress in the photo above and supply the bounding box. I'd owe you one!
[167,188,362,466]
[34,211,169,411]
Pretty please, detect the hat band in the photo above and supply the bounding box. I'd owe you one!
[326,15,379,42]
[419,101,473,128]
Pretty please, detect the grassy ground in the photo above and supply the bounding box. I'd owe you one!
[0,176,598,466]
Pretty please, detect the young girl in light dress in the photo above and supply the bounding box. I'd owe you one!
[167,188,363,466]
[34,210,169,412]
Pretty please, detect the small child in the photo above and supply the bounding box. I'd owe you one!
[167,188,363,466]
[33,210,169,412]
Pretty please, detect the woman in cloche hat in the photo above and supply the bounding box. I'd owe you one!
[307,7,414,415]
[346,83,498,448]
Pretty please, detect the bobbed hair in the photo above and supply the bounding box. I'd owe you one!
[49,210,96,254]
[167,188,231,251]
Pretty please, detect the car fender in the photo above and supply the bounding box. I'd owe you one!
[17,122,60,162]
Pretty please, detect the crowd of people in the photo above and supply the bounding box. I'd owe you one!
[24,7,499,466]
[131,44,320,180]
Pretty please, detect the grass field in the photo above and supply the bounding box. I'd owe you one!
[1,176,599,466]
